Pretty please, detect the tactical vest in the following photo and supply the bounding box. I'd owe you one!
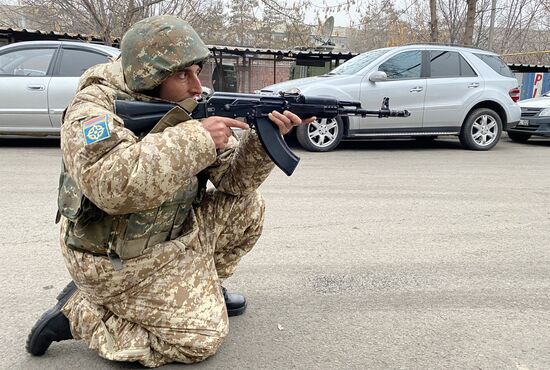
[57,100,204,267]
[58,169,200,262]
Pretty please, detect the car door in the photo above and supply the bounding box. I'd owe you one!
[0,46,58,130]
[358,50,425,130]
[48,46,112,128]
[423,50,483,129]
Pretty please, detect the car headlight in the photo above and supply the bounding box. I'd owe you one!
[539,108,550,116]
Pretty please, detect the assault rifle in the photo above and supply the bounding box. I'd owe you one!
[115,92,410,176]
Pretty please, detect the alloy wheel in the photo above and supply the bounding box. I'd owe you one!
[471,114,498,147]
[308,118,339,148]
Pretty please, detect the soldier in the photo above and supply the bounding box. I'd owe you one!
[26,15,315,367]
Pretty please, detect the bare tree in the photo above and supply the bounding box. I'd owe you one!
[2,0,550,64]
[259,13,308,49]
[189,0,228,45]
[430,0,438,42]
[226,0,260,46]
[1,0,210,44]
[260,0,314,48]
[487,0,497,48]
[348,0,402,51]
[398,0,431,43]
[496,0,543,53]
[255,4,284,48]
[463,0,477,45]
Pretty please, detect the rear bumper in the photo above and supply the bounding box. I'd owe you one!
[507,116,550,137]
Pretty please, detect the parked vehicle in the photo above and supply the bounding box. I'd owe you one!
[261,44,521,152]
[0,40,120,136]
[507,92,550,142]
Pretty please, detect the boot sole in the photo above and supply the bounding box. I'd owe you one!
[227,302,247,317]
[26,282,77,356]
[26,308,65,356]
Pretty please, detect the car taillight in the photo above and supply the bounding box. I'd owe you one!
[509,87,520,102]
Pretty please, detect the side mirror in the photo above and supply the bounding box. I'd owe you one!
[369,71,388,82]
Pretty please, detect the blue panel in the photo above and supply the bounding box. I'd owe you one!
[521,73,535,100]
[542,74,550,95]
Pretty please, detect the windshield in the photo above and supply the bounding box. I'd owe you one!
[328,49,391,75]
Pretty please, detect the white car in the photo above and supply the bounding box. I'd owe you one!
[262,44,521,151]
[507,92,550,142]
[0,40,120,136]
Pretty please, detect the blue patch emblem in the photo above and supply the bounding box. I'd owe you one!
[82,115,111,145]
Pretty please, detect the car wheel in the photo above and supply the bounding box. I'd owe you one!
[507,131,531,143]
[459,108,502,150]
[296,116,343,152]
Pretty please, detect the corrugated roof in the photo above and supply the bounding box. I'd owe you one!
[207,44,357,58]
[508,63,550,72]
[0,26,115,42]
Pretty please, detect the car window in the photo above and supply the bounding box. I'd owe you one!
[328,49,390,75]
[0,48,56,76]
[57,48,109,77]
[379,51,422,79]
[429,50,477,78]
[460,55,477,77]
[473,53,515,78]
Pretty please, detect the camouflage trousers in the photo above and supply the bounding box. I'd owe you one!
[60,189,265,367]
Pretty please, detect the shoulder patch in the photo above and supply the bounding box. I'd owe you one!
[82,115,111,145]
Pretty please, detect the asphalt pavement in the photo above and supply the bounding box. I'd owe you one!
[1,135,549,370]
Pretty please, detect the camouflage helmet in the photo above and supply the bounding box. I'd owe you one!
[120,15,210,92]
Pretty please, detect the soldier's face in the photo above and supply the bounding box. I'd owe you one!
[158,65,202,102]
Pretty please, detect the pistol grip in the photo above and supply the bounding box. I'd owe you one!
[252,118,300,176]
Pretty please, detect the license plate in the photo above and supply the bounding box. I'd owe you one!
[518,119,529,126]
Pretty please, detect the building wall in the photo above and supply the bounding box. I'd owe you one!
[248,59,293,92]
[198,59,293,93]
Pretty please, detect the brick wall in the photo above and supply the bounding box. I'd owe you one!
[199,59,293,93]
[247,60,293,92]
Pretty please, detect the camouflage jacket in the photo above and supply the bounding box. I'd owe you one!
[61,58,275,217]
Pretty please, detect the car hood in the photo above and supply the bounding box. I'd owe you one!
[518,96,550,108]
[261,74,353,94]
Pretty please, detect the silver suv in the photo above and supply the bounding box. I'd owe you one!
[0,41,120,136]
[262,44,521,151]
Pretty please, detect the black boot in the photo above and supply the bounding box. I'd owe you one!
[222,286,247,317]
[26,281,77,356]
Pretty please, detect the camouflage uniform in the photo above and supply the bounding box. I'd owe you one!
[58,16,274,367]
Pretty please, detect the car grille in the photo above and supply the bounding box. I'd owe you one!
[521,107,543,117]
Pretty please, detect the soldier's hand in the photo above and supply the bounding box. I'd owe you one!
[268,110,316,135]
[202,116,249,149]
